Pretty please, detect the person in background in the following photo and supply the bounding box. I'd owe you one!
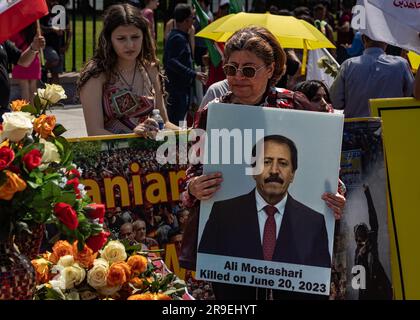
[133,218,159,248]
[330,34,414,118]
[10,23,41,102]
[164,3,207,125]
[40,0,72,84]
[313,3,335,46]
[180,26,346,300]
[293,80,334,113]
[0,35,45,119]
[141,0,159,40]
[78,3,178,136]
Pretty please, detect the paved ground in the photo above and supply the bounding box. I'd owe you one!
[51,105,87,138]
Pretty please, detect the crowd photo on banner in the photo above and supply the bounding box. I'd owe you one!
[0,0,419,301]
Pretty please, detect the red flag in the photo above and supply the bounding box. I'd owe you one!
[0,0,48,43]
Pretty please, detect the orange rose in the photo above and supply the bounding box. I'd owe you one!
[0,170,26,200]
[129,276,153,290]
[107,262,131,287]
[33,114,56,139]
[31,258,50,284]
[126,255,148,275]
[42,251,58,264]
[52,240,73,261]
[73,241,97,268]
[127,293,171,300]
[10,99,29,111]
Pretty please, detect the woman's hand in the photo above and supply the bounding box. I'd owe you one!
[188,172,223,201]
[134,118,159,139]
[322,192,346,220]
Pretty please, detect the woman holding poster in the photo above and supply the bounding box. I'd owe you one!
[179,26,347,300]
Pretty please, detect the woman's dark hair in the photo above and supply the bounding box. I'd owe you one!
[293,80,331,103]
[223,26,286,87]
[77,3,158,91]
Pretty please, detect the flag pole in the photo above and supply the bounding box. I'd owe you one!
[36,20,45,65]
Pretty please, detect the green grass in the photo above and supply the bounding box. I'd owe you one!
[65,16,165,72]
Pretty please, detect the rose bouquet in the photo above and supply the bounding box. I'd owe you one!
[32,240,189,300]
[0,84,108,251]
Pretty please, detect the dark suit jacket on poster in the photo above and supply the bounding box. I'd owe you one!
[198,189,331,268]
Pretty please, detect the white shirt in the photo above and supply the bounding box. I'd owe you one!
[255,189,287,245]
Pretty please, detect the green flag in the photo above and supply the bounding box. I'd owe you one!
[229,0,244,14]
[192,0,222,67]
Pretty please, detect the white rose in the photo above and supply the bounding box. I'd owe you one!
[100,241,127,263]
[57,255,75,268]
[1,112,34,142]
[37,84,67,105]
[40,138,61,163]
[87,261,109,289]
[61,263,86,289]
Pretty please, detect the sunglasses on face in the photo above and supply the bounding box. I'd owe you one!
[222,64,265,78]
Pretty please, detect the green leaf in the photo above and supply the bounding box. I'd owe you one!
[57,192,77,206]
[27,180,41,189]
[33,95,42,114]
[53,124,67,137]
[21,104,37,115]
[41,181,62,200]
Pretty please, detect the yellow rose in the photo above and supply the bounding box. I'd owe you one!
[100,241,127,263]
[34,114,56,139]
[87,260,109,289]
[0,170,26,200]
[37,84,67,105]
[10,99,29,112]
[0,111,34,142]
[61,263,86,289]
[57,255,75,268]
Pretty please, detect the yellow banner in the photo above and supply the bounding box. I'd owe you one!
[370,97,420,299]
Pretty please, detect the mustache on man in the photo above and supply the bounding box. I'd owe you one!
[264,174,284,184]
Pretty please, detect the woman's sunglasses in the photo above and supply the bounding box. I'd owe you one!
[222,64,265,78]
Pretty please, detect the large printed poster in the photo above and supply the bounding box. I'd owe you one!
[68,118,394,300]
[332,119,393,300]
[195,104,344,296]
[370,98,420,299]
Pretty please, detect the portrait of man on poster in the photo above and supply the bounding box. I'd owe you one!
[198,134,331,268]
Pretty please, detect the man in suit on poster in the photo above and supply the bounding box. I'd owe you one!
[198,134,331,268]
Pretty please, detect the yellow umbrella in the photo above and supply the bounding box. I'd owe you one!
[196,12,335,50]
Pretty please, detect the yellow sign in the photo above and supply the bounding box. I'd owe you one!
[370,97,420,299]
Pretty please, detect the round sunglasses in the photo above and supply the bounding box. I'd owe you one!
[222,64,266,78]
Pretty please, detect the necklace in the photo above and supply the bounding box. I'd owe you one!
[117,64,137,92]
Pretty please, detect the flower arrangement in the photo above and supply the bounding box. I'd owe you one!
[32,240,189,300]
[0,84,107,250]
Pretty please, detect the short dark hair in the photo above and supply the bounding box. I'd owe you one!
[174,3,192,23]
[251,135,298,172]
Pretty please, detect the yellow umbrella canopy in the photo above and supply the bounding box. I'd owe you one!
[196,12,335,50]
